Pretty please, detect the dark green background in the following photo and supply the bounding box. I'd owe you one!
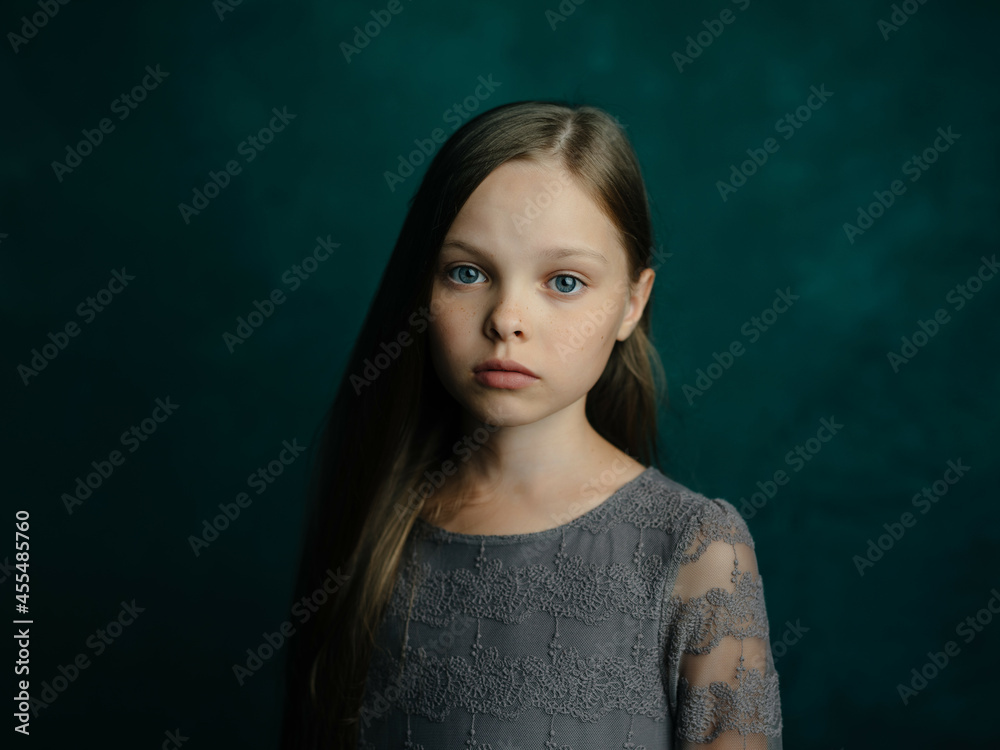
[4,0,998,746]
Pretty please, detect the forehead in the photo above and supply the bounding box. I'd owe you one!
[442,159,625,266]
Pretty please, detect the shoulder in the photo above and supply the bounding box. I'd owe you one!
[636,470,774,611]
[633,467,756,561]
[569,465,756,557]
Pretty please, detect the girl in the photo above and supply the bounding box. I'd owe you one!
[280,100,783,749]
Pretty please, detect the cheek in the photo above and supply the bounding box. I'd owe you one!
[431,284,481,335]
[428,306,473,369]
[549,298,622,353]
[427,324,459,393]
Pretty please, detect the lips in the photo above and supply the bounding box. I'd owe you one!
[473,358,538,378]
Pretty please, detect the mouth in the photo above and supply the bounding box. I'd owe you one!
[472,359,538,378]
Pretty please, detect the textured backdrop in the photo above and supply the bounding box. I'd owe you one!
[4,0,998,746]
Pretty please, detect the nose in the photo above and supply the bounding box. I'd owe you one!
[485,291,526,340]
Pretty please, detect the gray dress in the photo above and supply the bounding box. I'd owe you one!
[358,466,783,749]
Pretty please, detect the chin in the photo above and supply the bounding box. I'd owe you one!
[460,395,538,429]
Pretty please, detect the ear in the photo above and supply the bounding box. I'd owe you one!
[616,267,655,342]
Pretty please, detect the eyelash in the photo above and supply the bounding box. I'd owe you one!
[444,265,588,296]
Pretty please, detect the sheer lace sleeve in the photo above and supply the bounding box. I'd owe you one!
[663,498,783,748]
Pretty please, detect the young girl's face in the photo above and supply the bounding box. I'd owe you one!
[427,157,653,429]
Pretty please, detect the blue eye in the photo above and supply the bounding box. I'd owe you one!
[445,266,587,296]
[448,266,485,285]
[550,275,584,294]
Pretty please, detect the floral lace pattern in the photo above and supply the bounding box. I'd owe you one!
[364,636,668,723]
[359,468,783,749]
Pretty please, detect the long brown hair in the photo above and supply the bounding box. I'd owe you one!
[279,100,668,749]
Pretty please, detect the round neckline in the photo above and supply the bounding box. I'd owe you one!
[412,466,657,545]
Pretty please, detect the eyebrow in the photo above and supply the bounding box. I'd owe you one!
[439,239,609,266]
